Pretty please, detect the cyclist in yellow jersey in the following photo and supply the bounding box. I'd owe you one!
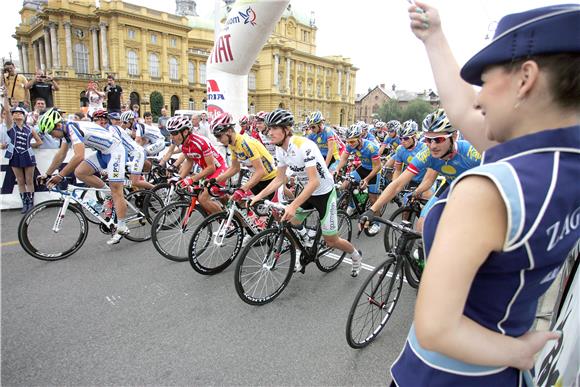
[210,112,277,201]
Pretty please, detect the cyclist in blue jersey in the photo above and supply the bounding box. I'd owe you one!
[378,120,401,156]
[336,123,382,234]
[306,111,345,171]
[373,121,387,143]
[361,109,481,232]
[38,108,130,244]
[359,122,378,143]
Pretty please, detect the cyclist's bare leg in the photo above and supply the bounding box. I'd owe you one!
[110,181,127,219]
[323,234,356,253]
[415,216,425,233]
[130,174,154,190]
[198,189,222,215]
[75,161,106,189]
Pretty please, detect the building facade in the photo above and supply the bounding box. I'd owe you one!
[13,0,357,125]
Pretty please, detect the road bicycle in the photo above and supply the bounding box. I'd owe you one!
[18,181,162,261]
[234,200,352,306]
[345,219,424,348]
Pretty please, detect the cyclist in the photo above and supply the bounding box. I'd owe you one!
[361,109,481,232]
[37,107,130,245]
[306,111,345,171]
[250,109,363,277]
[210,112,276,200]
[238,115,250,135]
[253,111,277,157]
[373,121,387,143]
[359,121,378,143]
[135,111,166,159]
[335,123,383,233]
[378,120,401,156]
[165,115,227,215]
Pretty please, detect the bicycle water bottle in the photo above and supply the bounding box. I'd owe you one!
[87,198,103,213]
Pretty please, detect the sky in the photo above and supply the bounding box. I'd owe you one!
[1,0,570,95]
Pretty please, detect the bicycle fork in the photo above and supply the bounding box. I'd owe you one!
[213,208,235,246]
[53,196,72,233]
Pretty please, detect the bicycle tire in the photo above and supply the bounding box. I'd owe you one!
[403,245,424,289]
[124,190,162,242]
[189,211,244,275]
[151,183,182,207]
[383,206,420,252]
[151,200,206,262]
[316,210,352,272]
[234,228,295,305]
[363,200,387,237]
[346,258,403,349]
[18,200,89,261]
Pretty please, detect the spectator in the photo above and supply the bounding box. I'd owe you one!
[25,69,59,108]
[158,108,170,139]
[73,112,85,121]
[85,80,105,117]
[27,98,59,149]
[104,74,123,113]
[132,103,140,118]
[143,111,153,125]
[389,3,580,386]
[199,111,210,133]
[0,106,43,213]
[3,61,29,107]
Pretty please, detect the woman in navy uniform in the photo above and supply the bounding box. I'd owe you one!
[390,3,580,386]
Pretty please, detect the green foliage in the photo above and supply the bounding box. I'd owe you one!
[150,91,164,122]
[378,99,434,124]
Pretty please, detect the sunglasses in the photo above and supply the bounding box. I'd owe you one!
[309,125,318,129]
[346,139,359,145]
[423,134,452,144]
[401,136,414,141]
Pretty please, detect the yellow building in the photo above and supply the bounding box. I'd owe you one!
[14,0,357,125]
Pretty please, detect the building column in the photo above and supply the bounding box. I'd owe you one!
[34,41,41,71]
[161,32,168,81]
[39,39,46,71]
[99,22,109,71]
[285,57,290,92]
[90,26,100,72]
[141,28,148,77]
[43,28,52,69]
[181,37,188,85]
[49,22,60,68]
[17,43,24,73]
[273,54,279,87]
[64,22,73,68]
[337,70,342,95]
[346,71,350,99]
[22,43,30,73]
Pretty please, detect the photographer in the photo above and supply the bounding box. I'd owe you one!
[25,70,59,108]
[3,61,29,107]
[104,74,123,113]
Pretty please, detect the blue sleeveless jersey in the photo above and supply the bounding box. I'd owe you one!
[391,126,580,386]
[408,140,481,181]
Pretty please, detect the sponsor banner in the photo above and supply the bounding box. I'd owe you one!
[205,71,248,123]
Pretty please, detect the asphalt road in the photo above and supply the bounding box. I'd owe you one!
[1,203,416,386]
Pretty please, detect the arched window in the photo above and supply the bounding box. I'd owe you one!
[248,72,256,90]
[199,63,206,84]
[188,98,195,110]
[149,53,160,77]
[188,61,195,84]
[127,50,139,76]
[73,43,89,74]
[169,57,179,80]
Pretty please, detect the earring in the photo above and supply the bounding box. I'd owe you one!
[514,98,524,110]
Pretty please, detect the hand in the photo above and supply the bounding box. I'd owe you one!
[179,176,193,188]
[0,143,6,150]
[359,209,376,229]
[412,189,422,199]
[46,174,63,189]
[511,330,561,370]
[36,174,48,185]
[232,189,250,202]
[360,179,368,190]
[249,196,261,207]
[281,204,297,222]
[204,178,217,188]
[408,1,442,42]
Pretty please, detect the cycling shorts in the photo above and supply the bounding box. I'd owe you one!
[295,188,338,236]
[128,147,146,175]
[85,144,126,183]
[350,167,381,194]
[249,177,275,200]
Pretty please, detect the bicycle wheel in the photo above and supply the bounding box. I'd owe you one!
[316,210,352,272]
[346,258,403,349]
[124,190,162,242]
[151,201,206,262]
[151,183,182,207]
[403,243,424,289]
[234,228,295,305]
[383,206,420,252]
[18,200,89,261]
[189,211,243,275]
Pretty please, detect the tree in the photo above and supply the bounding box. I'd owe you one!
[150,91,164,122]
[377,99,402,122]
[401,99,434,125]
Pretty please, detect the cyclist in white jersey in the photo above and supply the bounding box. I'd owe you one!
[251,109,364,277]
[136,112,166,157]
[38,108,130,244]
[254,111,277,158]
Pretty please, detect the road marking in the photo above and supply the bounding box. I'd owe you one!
[0,240,20,247]
[324,252,408,283]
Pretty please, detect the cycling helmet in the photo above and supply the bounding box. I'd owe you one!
[400,120,419,137]
[38,108,63,134]
[345,124,363,139]
[264,109,294,128]
[92,109,108,120]
[166,115,192,134]
[120,110,136,123]
[255,111,268,121]
[422,108,456,133]
[308,111,324,125]
[239,114,249,125]
[108,112,121,121]
[386,120,401,132]
[359,121,369,131]
[10,106,27,115]
[374,121,385,129]
[211,112,235,136]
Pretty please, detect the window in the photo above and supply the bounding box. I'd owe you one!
[297,78,303,95]
[188,98,195,110]
[151,34,158,44]
[202,98,207,110]
[199,63,206,84]
[326,83,331,98]
[169,57,178,80]
[127,50,138,76]
[308,65,313,73]
[73,43,89,74]
[127,28,136,40]
[188,61,195,83]
[317,82,322,97]
[170,37,177,47]
[249,103,255,115]
[298,63,303,72]
[149,53,160,77]
[248,72,256,90]
[302,30,310,42]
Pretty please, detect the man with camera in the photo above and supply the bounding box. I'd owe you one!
[104,74,123,113]
[3,61,29,108]
[25,69,59,108]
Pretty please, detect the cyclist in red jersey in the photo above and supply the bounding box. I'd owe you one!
[166,116,227,215]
